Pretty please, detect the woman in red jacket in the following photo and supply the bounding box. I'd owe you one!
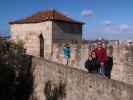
[95,41,107,76]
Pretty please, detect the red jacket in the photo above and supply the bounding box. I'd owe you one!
[95,47,107,64]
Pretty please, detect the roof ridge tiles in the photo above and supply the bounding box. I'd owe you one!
[9,10,84,24]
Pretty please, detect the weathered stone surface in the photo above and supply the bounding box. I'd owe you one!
[10,21,53,57]
[10,20,82,60]
[52,22,82,41]
[10,21,133,85]
[51,42,133,86]
[32,57,133,100]
[111,44,133,85]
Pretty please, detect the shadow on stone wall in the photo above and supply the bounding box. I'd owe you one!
[15,56,33,100]
[0,64,15,100]
[0,56,33,100]
[32,57,133,100]
[44,80,66,100]
[0,38,34,100]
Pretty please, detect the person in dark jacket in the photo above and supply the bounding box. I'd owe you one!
[105,56,113,78]
[85,51,100,73]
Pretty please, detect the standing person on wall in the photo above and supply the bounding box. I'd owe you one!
[63,44,70,65]
[94,40,107,76]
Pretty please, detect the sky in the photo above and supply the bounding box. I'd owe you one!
[0,0,133,40]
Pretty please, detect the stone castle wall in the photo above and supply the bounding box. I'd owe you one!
[111,43,133,85]
[51,42,86,70]
[10,21,133,85]
[51,42,110,70]
[50,42,133,85]
[32,57,133,100]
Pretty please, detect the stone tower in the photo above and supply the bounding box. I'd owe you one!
[9,10,84,59]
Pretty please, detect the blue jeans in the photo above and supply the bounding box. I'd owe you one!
[64,56,69,65]
[99,64,105,76]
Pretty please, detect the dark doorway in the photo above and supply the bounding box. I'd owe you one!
[39,34,44,57]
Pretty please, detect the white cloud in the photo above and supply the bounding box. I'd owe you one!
[92,23,133,35]
[85,20,133,39]
[81,9,94,17]
[120,24,129,31]
[103,25,120,33]
[103,20,112,26]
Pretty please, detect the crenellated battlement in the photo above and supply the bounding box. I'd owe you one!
[49,41,133,85]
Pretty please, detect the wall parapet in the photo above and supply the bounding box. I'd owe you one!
[32,57,133,100]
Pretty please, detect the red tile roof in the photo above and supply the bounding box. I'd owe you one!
[9,10,84,24]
